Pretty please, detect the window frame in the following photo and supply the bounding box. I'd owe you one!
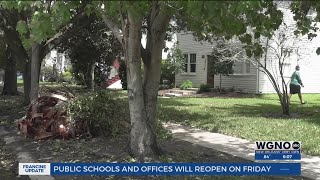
[189,53,197,73]
[232,60,251,75]
[282,62,292,78]
[181,52,197,75]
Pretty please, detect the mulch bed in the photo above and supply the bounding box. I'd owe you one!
[158,89,258,98]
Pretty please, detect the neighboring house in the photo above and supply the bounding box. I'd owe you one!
[43,49,71,73]
[175,3,320,94]
[105,57,122,89]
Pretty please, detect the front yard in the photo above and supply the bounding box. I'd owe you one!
[1,92,297,180]
[0,86,315,179]
[158,94,320,156]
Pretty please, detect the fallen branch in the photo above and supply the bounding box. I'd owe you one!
[17,90,89,140]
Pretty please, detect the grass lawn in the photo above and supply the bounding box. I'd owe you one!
[158,94,320,156]
[17,79,23,87]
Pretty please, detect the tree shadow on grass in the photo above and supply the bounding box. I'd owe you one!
[158,97,320,134]
[231,102,320,120]
[158,103,239,134]
[158,98,205,107]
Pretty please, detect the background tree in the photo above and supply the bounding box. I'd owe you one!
[163,43,186,87]
[251,23,302,115]
[0,1,94,103]
[208,38,240,92]
[2,44,17,95]
[57,17,122,89]
[0,33,19,95]
[0,8,28,98]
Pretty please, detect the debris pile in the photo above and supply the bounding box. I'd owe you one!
[17,89,91,140]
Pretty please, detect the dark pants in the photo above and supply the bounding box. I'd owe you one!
[290,84,301,94]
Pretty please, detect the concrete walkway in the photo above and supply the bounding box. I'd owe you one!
[0,126,55,180]
[163,122,320,180]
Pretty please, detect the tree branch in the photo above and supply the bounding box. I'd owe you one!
[0,8,29,62]
[41,12,94,59]
[102,15,123,45]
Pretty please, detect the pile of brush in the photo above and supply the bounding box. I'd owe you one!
[17,88,91,140]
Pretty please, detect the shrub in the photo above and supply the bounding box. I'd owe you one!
[47,76,57,82]
[61,71,73,83]
[68,90,130,137]
[159,84,172,90]
[160,60,175,87]
[199,84,211,93]
[180,80,192,90]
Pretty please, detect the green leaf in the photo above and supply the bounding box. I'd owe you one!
[245,49,252,57]
[316,47,320,55]
[85,4,93,16]
[254,32,260,39]
[16,20,28,35]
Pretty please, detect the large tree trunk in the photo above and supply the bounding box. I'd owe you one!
[123,10,157,160]
[142,13,171,156]
[142,2,172,157]
[86,63,95,90]
[30,43,42,102]
[23,60,31,104]
[2,47,18,95]
[103,1,172,159]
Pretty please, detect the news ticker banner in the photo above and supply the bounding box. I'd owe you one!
[19,163,301,176]
[255,141,301,160]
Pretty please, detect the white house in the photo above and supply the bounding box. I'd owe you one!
[43,49,70,72]
[175,3,320,94]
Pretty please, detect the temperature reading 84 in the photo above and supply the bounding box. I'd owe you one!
[283,155,292,159]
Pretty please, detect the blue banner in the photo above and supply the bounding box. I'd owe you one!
[50,163,301,176]
[255,153,301,160]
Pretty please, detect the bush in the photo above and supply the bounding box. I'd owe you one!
[47,76,57,82]
[160,60,175,87]
[61,71,73,83]
[159,84,172,90]
[180,80,192,90]
[68,90,130,137]
[199,84,211,93]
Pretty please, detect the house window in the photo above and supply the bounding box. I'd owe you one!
[183,54,188,72]
[190,54,196,72]
[233,60,251,74]
[282,63,292,77]
[245,61,251,73]
[182,53,197,73]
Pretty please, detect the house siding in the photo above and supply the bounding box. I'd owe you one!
[214,64,258,93]
[176,33,258,92]
[175,2,320,94]
[258,5,320,94]
[175,33,215,87]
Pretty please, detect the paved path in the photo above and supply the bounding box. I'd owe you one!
[163,122,320,180]
[0,126,55,180]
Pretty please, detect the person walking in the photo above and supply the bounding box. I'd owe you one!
[288,65,306,104]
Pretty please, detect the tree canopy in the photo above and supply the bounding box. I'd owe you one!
[57,17,122,87]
